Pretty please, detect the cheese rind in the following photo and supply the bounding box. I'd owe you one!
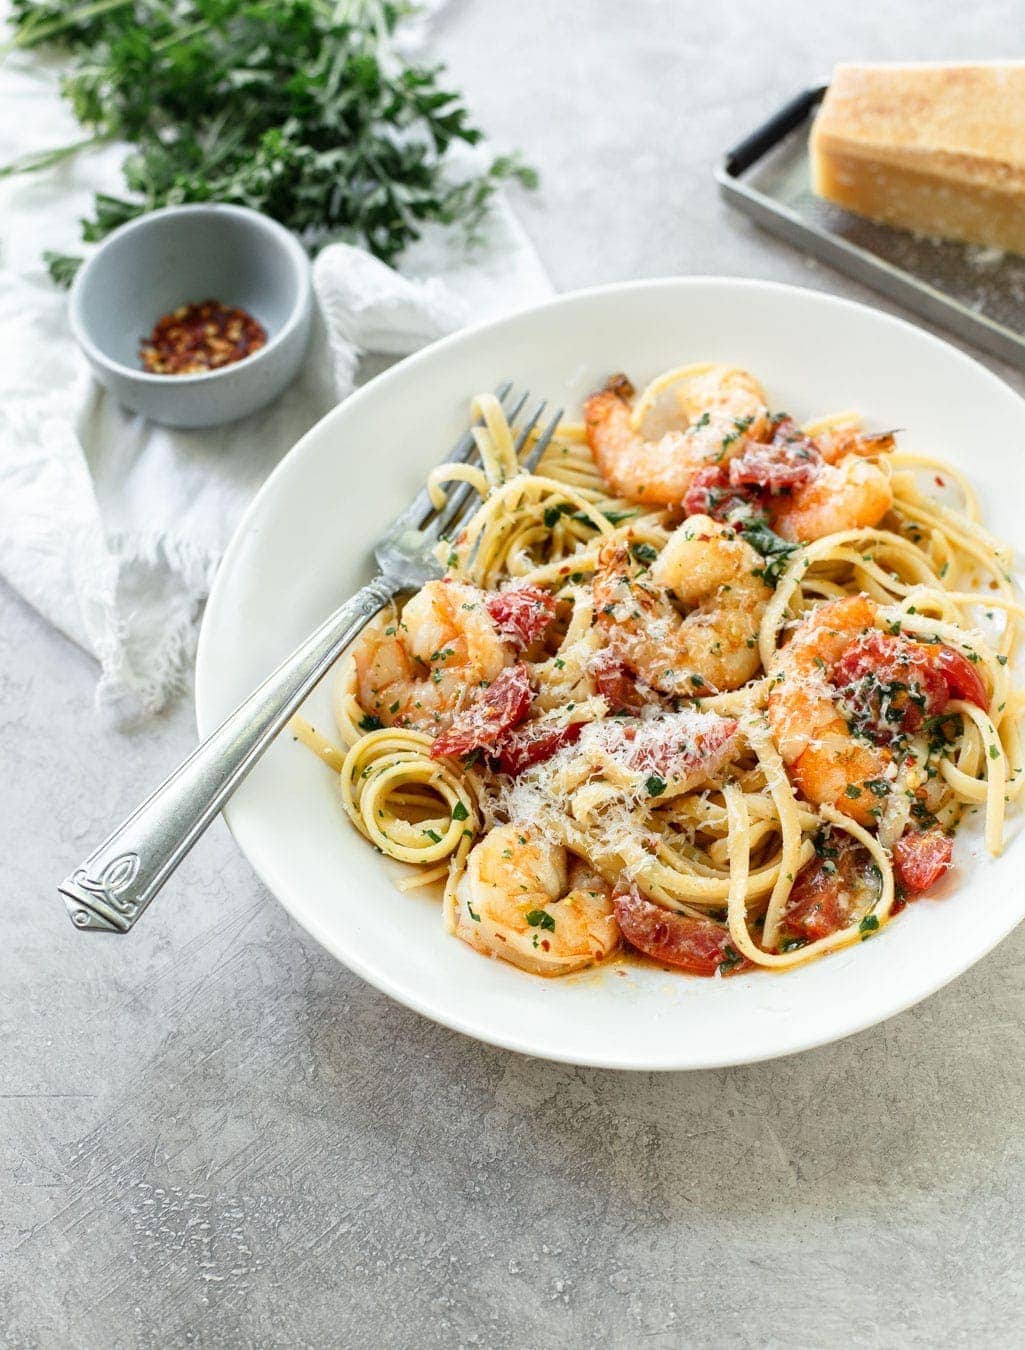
[811,63,1025,254]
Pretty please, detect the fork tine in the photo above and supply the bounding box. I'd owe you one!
[428,392,538,544]
[427,473,490,547]
[388,381,514,533]
[504,387,531,431]
[522,405,563,473]
[513,398,547,455]
[430,399,565,557]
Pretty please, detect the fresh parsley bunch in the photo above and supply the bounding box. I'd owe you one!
[4,0,536,285]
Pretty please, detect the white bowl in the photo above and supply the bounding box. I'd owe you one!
[196,277,1025,1070]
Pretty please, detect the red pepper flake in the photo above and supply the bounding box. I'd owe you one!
[140,299,267,375]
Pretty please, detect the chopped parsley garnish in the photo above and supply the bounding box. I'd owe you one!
[859,914,880,935]
[717,944,744,974]
[525,909,556,931]
[645,775,667,797]
[630,541,658,566]
[358,714,383,732]
[718,414,754,456]
[451,801,469,822]
[740,519,800,586]
[543,503,574,529]
[423,829,442,844]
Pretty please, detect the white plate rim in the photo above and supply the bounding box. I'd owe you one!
[196,274,1025,1070]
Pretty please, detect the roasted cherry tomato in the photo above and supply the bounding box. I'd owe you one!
[831,630,949,742]
[590,649,645,714]
[932,646,989,712]
[893,829,953,894]
[493,721,583,776]
[613,888,747,976]
[431,664,533,758]
[728,417,822,492]
[784,833,880,942]
[485,585,557,650]
[682,464,762,523]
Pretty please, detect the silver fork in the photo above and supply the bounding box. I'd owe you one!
[59,385,563,933]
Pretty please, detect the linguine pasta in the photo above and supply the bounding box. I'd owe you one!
[293,364,1025,979]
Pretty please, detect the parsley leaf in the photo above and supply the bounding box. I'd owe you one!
[41,249,82,287]
[630,541,658,566]
[740,519,799,587]
[543,503,573,529]
[525,909,556,931]
[717,943,744,974]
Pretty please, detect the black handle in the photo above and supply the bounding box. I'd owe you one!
[721,85,827,178]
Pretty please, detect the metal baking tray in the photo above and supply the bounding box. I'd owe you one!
[716,85,1025,370]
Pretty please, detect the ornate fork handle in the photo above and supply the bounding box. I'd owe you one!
[59,575,398,932]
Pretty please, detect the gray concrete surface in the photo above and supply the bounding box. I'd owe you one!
[4,2,1025,1346]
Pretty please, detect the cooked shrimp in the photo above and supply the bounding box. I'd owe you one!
[769,456,893,543]
[352,580,509,733]
[452,824,619,976]
[592,515,771,694]
[817,427,896,464]
[686,415,894,542]
[583,366,768,505]
[768,596,889,824]
[768,593,992,826]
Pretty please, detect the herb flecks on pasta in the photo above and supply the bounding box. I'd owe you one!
[294,365,1024,979]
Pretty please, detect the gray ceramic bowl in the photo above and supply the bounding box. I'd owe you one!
[69,204,313,429]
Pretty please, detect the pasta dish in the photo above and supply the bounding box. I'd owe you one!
[293,363,1024,979]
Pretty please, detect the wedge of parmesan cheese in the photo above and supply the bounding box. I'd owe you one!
[810,62,1025,255]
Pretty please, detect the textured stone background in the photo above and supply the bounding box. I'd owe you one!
[4,3,1025,1346]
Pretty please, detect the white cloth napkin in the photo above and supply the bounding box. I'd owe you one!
[0,20,551,727]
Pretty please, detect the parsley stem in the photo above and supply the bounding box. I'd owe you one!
[152,18,210,52]
[0,136,106,179]
[4,0,134,51]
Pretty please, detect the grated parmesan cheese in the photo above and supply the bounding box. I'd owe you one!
[489,708,740,833]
